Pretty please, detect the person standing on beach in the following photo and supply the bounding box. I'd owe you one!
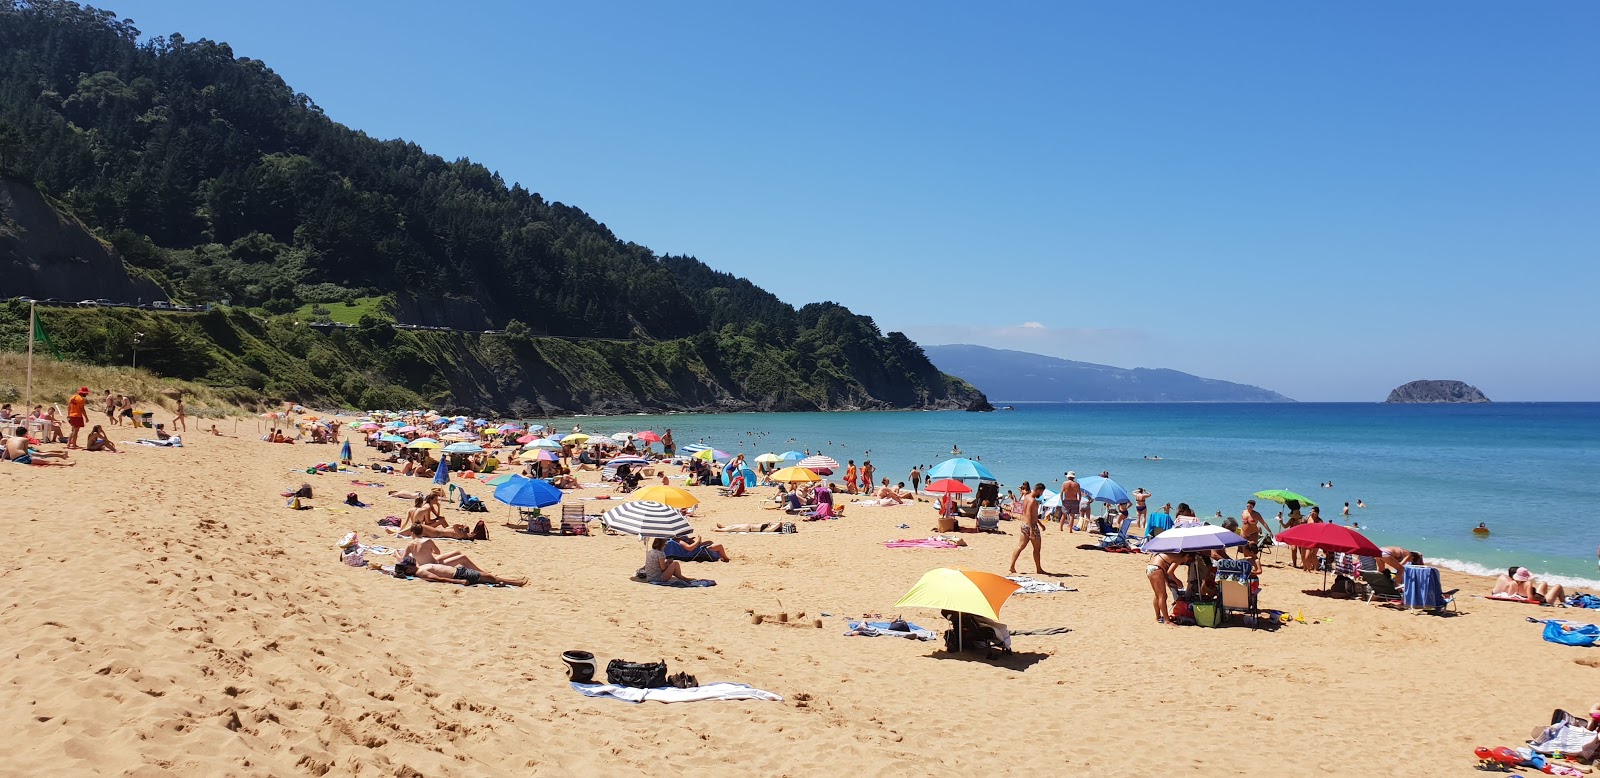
[66,386,89,449]
[861,460,875,493]
[1008,482,1051,576]
[909,466,921,494]
[844,460,858,495]
[1132,488,1151,532]
[1240,500,1270,569]
[662,429,674,456]
[171,396,187,432]
[1059,472,1081,532]
[103,390,117,426]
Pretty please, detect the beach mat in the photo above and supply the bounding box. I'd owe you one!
[628,576,716,588]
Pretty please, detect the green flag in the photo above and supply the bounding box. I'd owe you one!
[32,311,62,361]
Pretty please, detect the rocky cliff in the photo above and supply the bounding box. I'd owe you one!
[0,179,163,302]
[1384,380,1491,403]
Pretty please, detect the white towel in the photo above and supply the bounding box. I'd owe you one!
[571,682,783,704]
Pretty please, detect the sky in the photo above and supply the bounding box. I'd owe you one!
[104,1,1599,401]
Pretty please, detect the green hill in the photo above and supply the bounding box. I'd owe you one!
[0,0,984,414]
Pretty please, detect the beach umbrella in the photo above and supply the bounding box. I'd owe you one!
[601,501,692,539]
[926,458,996,482]
[894,568,1019,621]
[1254,489,1318,509]
[635,431,662,444]
[628,485,699,510]
[754,453,784,464]
[358,422,380,431]
[680,443,710,457]
[494,476,563,509]
[443,442,484,454]
[528,439,563,450]
[611,432,635,443]
[516,434,537,444]
[770,466,822,483]
[722,465,757,487]
[609,456,650,467]
[406,438,441,450]
[777,450,805,461]
[1275,523,1381,589]
[384,421,404,429]
[397,425,418,433]
[433,457,450,485]
[340,440,352,462]
[1078,475,1131,505]
[484,473,518,486]
[533,449,558,462]
[798,455,840,473]
[1140,525,1248,554]
[380,434,407,443]
[564,432,591,444]
[923,479,974,496]
[693,448,732,462]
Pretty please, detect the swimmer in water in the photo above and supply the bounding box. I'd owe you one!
[1356,499,1366,508]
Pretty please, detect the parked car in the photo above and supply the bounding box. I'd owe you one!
[77,299,100,307]
[150,300,172,309]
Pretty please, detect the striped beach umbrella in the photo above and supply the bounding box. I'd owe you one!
[679,443,711,457]
[798,455,840,473]
[601,501,692,539]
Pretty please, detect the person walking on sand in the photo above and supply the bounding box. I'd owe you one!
[172,396,187,432]
[1059,472,1082,532]
[66,386,89,449]
[103,390,117,426]
[861,460,875,493]
[909,466,921,494]
[1008,482,1052,576]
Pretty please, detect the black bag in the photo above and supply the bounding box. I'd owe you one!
[606,659,668,688]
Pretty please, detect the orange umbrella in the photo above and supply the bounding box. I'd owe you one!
[893,567,1018,621]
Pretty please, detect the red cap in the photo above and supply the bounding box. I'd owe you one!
[78,386,89,395]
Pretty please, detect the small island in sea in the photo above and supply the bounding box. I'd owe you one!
[1385,379,1491,403]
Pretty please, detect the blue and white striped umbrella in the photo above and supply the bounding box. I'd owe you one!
[601,501,692,539]
[679,443,711,457]
[443,442,484,454]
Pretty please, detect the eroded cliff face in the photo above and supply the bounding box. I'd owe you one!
[1385,380,1491,403]
[0,179,163,302]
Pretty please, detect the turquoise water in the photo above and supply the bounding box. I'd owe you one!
[558,403,1600,587]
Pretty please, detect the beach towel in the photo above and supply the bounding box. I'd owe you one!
[1568,594,1600,610]
[571,682,782,704]
[1401,565,1451,609]
[844,621,938,641]
[1541,620,1600,647]
[630,577,716,588]
[1005,575,1076,594]
[1488,593,1545,605]
[883,539,959,549]
[127,438,181,447]
[1011,627,1074,636]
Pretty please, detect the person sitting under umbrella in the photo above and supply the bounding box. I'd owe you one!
[644,537,696,584]
[666,533,731,562]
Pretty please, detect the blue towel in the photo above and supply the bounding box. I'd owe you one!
[1542,620,1600,647]
[1569,594,1600,610]
[1401,565,1445,609]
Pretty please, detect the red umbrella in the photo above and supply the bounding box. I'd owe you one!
[634,431,662,443]
[1275,523,1382,589]
[923,479,973,495]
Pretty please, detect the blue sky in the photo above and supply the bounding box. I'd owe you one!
[107,1,1598,401]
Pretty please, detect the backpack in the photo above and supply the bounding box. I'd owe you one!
[606,659,668,689]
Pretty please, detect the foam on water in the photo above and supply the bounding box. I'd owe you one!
[1432,557,1600,592]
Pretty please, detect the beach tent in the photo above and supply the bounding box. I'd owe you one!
[722,465,757,488]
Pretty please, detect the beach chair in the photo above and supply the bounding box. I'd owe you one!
[559,502,591,536]
[1361,571,1403,604]
[1219,580,1260,627]
[1098,516,1139,552]
[1400,565,1458,613]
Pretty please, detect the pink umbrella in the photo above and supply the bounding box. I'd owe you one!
[534,449,558,461]
[634,431,663,443]
[397,425,418,433]
[517,434,538,444]
[358,422,380,431]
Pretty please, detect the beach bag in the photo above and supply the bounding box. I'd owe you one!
[1543,621,1600,647]
[606,659,668,689]
[527,516,551,535]
[1192,602,1222,628]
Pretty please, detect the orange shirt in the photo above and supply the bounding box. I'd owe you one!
[67,394,87,421]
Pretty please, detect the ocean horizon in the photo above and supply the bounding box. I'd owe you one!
[553,401,1600,589]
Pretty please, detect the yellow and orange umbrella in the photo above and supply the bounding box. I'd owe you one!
[627,485,699,510]
[893,567,1019,621]
[769,466,821,484]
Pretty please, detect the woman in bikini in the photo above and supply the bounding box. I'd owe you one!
[1147,551,1193,625]
[85,425,118,452]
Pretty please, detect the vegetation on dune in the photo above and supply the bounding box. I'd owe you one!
[0,1,986,412]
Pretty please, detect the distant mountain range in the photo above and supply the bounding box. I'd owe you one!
[923,344,1293,403]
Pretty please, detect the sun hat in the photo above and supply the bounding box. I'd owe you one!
[1065,471,1076,478]
[1513,568,1532,582]
[77,386,89,395]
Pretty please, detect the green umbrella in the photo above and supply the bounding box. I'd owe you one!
[486,474,519,486]
[1253,489,1317,508]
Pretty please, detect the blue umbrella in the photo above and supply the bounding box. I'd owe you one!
[1078,475,1131,505]
[926,457,996,482]
[493,476,563,508]
[722,465,757,487]
[778,450,805,461]
[380,434,407,443]
[340,440,352,462]
[434,457,449,485]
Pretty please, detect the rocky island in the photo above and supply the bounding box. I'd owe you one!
[1385,380,1491,404]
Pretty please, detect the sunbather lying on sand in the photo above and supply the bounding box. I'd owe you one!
[1493,566,1567,604]
[4,427,75,466]
[392,550,526,587]
[397,497,483,540]
[715,522,788,532]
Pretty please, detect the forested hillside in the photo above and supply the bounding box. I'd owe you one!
[0,0,983,412]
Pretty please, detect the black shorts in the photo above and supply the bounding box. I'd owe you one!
[454,566,482,585]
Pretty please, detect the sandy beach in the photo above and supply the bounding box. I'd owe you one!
[3,422,1595,777]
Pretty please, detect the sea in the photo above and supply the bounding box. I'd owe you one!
[552,403,1600,589]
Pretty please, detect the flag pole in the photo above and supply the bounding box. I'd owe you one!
[25,301,35,412]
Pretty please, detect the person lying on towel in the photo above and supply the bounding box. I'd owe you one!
[666,535,731,562]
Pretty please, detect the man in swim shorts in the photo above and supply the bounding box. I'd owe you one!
[1009,482,1051,576]
[4,427,74,466]
[1059,472,1082,532]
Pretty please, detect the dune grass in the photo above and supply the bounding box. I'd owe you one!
[0,352,255,419]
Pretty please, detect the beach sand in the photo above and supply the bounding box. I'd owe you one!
[3,423,1594,776]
